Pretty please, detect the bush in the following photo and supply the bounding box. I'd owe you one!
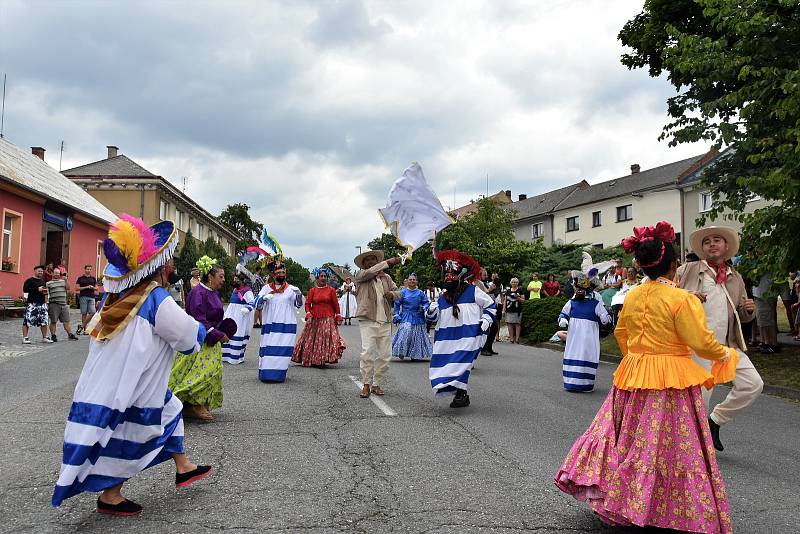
[521,296,568,343]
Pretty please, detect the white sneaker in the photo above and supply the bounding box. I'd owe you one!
[42,337,54,343]
[23,337,31,344]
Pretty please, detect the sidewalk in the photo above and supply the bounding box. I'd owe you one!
[0,309,84,364]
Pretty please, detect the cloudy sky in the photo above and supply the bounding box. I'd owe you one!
[0,0,708,268]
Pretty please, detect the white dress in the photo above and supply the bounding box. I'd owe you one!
[256,283,303,383]
[339,283,358,319]
[53,287,204,506]
[221,288,256,364]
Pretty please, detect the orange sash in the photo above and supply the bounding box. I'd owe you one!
[89,281,160,341]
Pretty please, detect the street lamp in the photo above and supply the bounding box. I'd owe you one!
[355,245,362,255]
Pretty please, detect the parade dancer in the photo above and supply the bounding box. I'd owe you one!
[339,276,358,325]
[221,274,256,365]
[169,256,232,422]
[292,267,345,367]
[256,258,303,382]
[426,250,496,408]
[391,272,433,360]
[557,274,611,392]
[354,250,400,398]
[678,225,762,451]
[52,215,212,516]
[555,221,738,533]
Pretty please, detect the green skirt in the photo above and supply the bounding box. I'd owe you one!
[169,342,224,410]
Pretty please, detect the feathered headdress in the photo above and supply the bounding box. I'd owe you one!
[311,266,334,279]
[433,249,481,280]
[101,214,178,293]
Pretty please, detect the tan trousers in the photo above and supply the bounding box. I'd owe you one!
[693,351,764,425]
[359,319,392,386]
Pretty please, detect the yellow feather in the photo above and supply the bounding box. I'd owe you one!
[109,220,144,270]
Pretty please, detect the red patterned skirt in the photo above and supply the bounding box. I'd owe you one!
[292,317,345,366]
[554,386,732,533]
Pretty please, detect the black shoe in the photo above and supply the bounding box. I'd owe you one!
[759,344,777,354]
[68,334,79,341]
[450,390,470,408]
[51,334,58,342]
[76,325,83,335]
[176,465,213,488]
[708,417,724,452]
[253,323,262,329]
[489,350,499,355]
[96,497,143,516]
[480,350,492,356]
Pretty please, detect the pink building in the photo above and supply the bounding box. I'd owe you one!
[0,138,116,298]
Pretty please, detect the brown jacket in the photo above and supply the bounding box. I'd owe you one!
[676,260,755,352]
[354,260,397,322]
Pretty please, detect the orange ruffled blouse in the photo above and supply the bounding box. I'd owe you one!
[613,278,739,391]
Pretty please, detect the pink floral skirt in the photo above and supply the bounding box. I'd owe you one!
[292,317,345,366]
[554,386,733,533]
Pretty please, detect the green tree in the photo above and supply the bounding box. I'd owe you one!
[218,203,264,255]
[175,229,199,289]
[284,256,313,293]
[199,237,236,300]
[618,0,800,275]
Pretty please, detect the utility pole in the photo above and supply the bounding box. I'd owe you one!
[59,141,65,171]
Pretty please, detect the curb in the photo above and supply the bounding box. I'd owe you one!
[533,342,800,402]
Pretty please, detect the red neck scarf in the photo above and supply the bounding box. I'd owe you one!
[706,260,729,285]
[269,282,288,293]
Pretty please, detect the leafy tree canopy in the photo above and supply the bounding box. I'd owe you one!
[218,203,264,255]
[283,256,313,293]
[619,0,800,275]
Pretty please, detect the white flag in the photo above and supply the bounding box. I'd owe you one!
[379,162,453,254]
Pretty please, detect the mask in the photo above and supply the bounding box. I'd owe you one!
[167,272,181,285]
[443,280,459,291]
[275,276,286,284]
[232,282,241,289]
[575,289,586,300]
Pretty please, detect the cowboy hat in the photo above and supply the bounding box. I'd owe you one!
[354,250,385,269]
[689,226,740,261]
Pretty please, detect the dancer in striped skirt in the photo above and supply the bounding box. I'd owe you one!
[557,274,611,392]
[426,250,496,408]
[221,274,256,364]
[52,216,212,516]
[256,258,303,382]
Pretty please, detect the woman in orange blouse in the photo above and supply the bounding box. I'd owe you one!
[555,222,737,534]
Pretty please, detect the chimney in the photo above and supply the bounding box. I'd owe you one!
[630,163,640,174]
[518,194,527,201]
[31,147,45,160]
[504,189,511,200]
[107,145,119,159]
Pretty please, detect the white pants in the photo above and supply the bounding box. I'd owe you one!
[693,351,764,425]
[359,319,392,386]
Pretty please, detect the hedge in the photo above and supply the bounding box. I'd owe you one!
[521,296,568,344]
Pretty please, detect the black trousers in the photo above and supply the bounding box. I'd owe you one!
[483,316,499,353]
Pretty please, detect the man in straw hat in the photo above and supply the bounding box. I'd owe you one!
[677,225,762,452]
[52,215,212,516]
[354,249,401,398]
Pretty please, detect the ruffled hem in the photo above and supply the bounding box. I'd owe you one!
[613,348,737,391]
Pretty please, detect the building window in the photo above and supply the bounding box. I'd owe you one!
[616,204,633,222]
[1,211,22,272]
[592,211,602,227]
[175,209,184,230]
[159,200,169,220]
[531,223,544,239]
[593,243,603,250]
[196,222,203,239]
[566,216,579,232]
[699,192,713,212]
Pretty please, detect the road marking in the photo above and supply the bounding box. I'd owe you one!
[348,375,397,416]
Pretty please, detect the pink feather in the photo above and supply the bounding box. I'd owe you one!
[119,213,159,262]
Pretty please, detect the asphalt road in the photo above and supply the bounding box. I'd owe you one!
[0,317,798,533]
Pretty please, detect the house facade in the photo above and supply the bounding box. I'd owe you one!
[0,138,116,295]
[503,182,588,247]
[63,146,237,255]
[450,190,513,220]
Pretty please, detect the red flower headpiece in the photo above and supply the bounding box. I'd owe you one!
[621,221,676,268]
[433,249,481,280]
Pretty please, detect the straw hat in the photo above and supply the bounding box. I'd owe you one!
[354,250,385,269]
[689,226,740,261]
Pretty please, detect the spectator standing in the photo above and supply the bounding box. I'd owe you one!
[189,267,202,289]
[752,274,780,353]
[490,272,504,343]
[46,268,78,341]
[479,269,500,356]
[542,273,561,297]
[781,272,797,337]
[43,262,55,282]
[75,265,97,335]
[169,277,185,309]
[563,271,576,300]
[251,266,265,328]
[503,277,526,343]
[22,265,52,344]
[526,273,542,300]
[602,260,624,289]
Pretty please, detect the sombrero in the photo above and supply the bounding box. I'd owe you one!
[354,250,385,269]
[689,226,740,261]
[101,214,178,293]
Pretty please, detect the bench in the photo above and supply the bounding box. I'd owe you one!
[0,296,24,320]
